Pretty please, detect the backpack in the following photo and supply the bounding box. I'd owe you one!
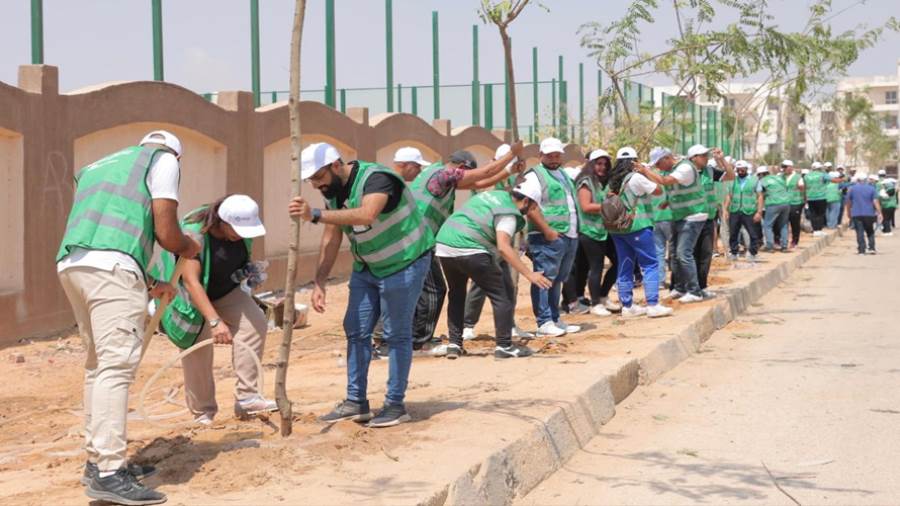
[600,190,634,232]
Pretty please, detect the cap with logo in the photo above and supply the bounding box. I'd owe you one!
[512,176,543,209]
[301,142,341,180]
[218,194,266,238]
[648,146,671,166]
[616,146,638,160]
[539,137,565,154]
[140,130,183,157]
[687,144,710,158]
[393,147,431,167]
[449,150,478,169]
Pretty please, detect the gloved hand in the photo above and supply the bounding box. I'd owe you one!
[231,260,270,289]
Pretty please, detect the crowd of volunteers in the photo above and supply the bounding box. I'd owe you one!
[54,129,896,504]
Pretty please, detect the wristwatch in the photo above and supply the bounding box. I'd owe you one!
[208,318,221,328]
[311,208,322,224]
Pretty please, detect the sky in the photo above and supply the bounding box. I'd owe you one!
[1,0,898,97]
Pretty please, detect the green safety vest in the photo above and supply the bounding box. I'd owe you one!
[825,181,842,203]
[57,145,166,273]
[525,164,578,234]
[714,180,728,205]
[805,171,829,201]
[328,161,435,278]
[610,173,655,234]
[435,190,525,256]
[575,175,608,241]
[785,173,804,205]
[729,176,759,215]
[151,208,252,349]
[878,181,898,209]
[494,174,517,191]
[408,163,456,235]
[760,175,790,207]
[668,159,708,221]
[651,169,673,223]
[701,167,718,217]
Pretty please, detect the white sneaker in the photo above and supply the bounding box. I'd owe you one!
[647,304,674,318]
[511,326,535,339]
[590,304,612,316]
[885,232,894,237]
[235,395,278,416]
[701,289,717,300]
[678,293,704,304]
[813,230,826,237]
[462,327,476,341]
[622,305,647,317]
[567,301,591,315]
[195,413,215,426]
[430,344,449,357]
[556,318,581,333]
[599,297,622,312]
[537,321,566,337]
[666,290,685,300]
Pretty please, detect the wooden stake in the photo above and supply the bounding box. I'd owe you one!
[142,257,188,355]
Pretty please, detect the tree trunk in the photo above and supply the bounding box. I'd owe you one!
[275,0,307,438]
[500,26,519,142]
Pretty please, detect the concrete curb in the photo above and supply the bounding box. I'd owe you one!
[427,230,842,506]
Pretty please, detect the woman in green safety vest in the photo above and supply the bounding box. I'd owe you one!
[755,165,791,252]
[607,147,674,319]
[825,168,844,229]
[435,178,552,359]
[154,194,275,425]
[876,171,897,234]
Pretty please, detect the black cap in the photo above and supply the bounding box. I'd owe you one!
[449,150,478,169]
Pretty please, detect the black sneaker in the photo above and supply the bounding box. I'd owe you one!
[494,343,534,359]
[367,403,411,428]
[372,341,389,360]
[86,468,166,505]
[319,399,373,423]
[446,343,463,360]
[81,461,158,486]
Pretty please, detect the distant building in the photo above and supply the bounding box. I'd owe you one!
[835,59,899,175]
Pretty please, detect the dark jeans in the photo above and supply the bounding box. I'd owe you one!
[441,254,514,348]
[695,219,715,290]
[883,208,896,233]
[852,216,876,253]
[577,235,618,305]
[808,199,827,231]
[672,220,705,296]
[763,204,790,250]
[528,234,579,326]
[562,239,591,306]
[788,204,804,245]
[728,212,761,255]
[463,259,517,329]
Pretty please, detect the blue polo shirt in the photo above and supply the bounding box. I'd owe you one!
[848,183,877,217]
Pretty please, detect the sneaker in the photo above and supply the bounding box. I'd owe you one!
[599,297,623,312]
[867,249,877,255]
[665,290,685,300]
[590,304,612,316]
[194,413,215,426]
[319,399,373,423]
[86,468,166,505]
[536,321,566,337]
[700,289,717,300]
[367,403,411,428]
[556,319,581,333]
[494,343,534,358]
[646,304,674,318]
[813,230,826,237]
[727,253,738,261]
[235,395,278,418]
[748,254,758,262]
[372,341,389,359]
[779,247,788,253]
[511,326,535,339]
[81,461,158,487]
[430,344,449,357]
[567,300,591,315]
[678,293,704,304]
[622,305,647,318]
[445,343,463,360]
[885,232,894,237]
[462,327,476,341]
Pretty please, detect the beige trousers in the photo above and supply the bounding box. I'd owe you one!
[58,265,147,473]
[181,287,268,417]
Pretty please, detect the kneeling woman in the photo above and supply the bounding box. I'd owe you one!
[156,194,275,424]
[435,177,552,359]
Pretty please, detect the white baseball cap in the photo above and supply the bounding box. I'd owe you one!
[512,176,543,209]
[781,159,794,167]
[828,171,840,178]
[140,130,183,157]
[801,168,810,175]
[494,144,511,160]
[648,147,671,166]
[735,160,750,169]
[393,146,431,167]
[218,194,266,238]
[878,169,887,175]
[301,142,341,180]
[811,162,823,170]
[589,149,611,161]
[824,162,833,168]
[868,174,879,181]
[756,165,769,175]
[837,164,846,170]
[687,144,710,158]
[616,146,638,159]
[539,137,565,154]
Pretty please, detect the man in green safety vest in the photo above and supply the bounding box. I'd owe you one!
[289,142,433,428]
[722,160,762,260]
[824,162,845,229]
[57,130,202,505]
[388,143,522,351]
[806,161,843,235]
[648,147,676,292]
[755,165,792,251]
[876,170,897,235]
[780,160,806,248]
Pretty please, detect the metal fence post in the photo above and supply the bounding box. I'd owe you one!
[385,0,394,112]
[152,0,164,80]
[250,0,261,107]
[578,63,584,144]
[558,56,566,140]
[340,88,346,113]
[325,0,336,107]
[532,47,539,136]
[504,47,511,130]
[432,11,440,119]
[31,0,43,64]
[472,25,480,126]
[484,84,494,130]
[412,86,418,116]
[551,78,557,134]
[398,83,403,113]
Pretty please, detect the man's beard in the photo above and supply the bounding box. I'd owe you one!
[545,162,562,170]
[319,171,343,199]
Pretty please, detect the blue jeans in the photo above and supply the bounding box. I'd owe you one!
[672,220,705,296]
[344,252,430,406]
[528,233,578,326]
[653,221,674,290]
[826,201,842,229]
[611,228,660,307]
[763,204,790,249]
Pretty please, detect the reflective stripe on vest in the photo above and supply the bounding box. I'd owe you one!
[435,190,524,255]
[56,146,163,272]
[729,176,759,215]
[575,176,608,241]
[526,164,577,233]
[668,160,707,220]
[805,171,828,200]
[760,175,790,207]
[610,173,654,234]
[409,163,457,234]
[785,173,803,205]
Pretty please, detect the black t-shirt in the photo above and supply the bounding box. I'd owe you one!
[205,235,249,301]
[333,161,403,213]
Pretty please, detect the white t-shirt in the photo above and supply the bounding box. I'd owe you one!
[57,152,181,275]
[626,173,658,196]
[436,215,518,258]
[670,162,708,222]
[524,169,579,238]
